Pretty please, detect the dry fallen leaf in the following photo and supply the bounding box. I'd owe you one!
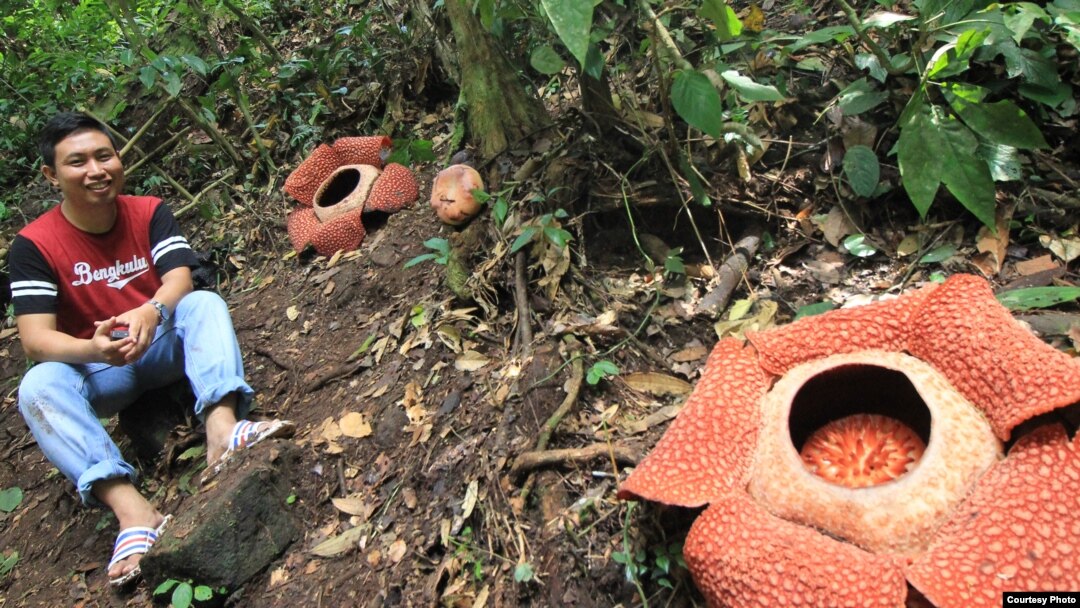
[402,487,418,510]
[366,549,381,567]
[1015,254,1060,276]
[622,372,693,397]
[286,305,300,321]
[331,495,376,519]
[461,480,479,520]
[1040,234,1080,263]
[454,350,490,372]
[387,539,408,563]
[624,404,684,435]
[669,345,708,363]
[310,526,366,557]
[339,412,373,438]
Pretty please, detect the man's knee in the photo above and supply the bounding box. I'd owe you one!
[177,289,228,317]
[18,362,68,421]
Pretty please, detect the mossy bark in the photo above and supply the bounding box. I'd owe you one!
[444,0,548,159]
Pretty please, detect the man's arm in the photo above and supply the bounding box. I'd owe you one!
[114,266,194,363]
[18,312,129,365]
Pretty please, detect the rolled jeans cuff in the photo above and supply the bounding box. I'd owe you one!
[194,381,255,421]
[77,460,138,507]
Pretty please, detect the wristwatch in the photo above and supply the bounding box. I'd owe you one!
[148,299,170,322]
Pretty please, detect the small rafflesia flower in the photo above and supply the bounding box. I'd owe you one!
[619,274,1080,608]
[284,136,420,256]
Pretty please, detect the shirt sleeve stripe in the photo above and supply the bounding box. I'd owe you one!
[11,280,58,290]
[12,288,58,298]
[152,241,192,263]
[151,236,189,259]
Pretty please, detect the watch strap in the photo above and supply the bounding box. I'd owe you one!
[148,299,169,322]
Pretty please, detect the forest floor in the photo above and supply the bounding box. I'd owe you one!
[1,6,1079,608]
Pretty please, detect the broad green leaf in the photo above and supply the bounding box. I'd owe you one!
[1004,3,1050,42]
[842,234,878,257]
[671,70,725,138]
[1019,81,1072,108]
[510,227,538,253]
[154,580,179,595]
[163,71,182,97]
[996,286,1080,311]
[836,78,887,115]
[855,53,887,82]
[794,301,837,319]
[194,586,215,601]
[181,54,210,76]
[946,98,1048,149]
[897,107,943,217]
[919,244,957,264]
[842,145,880,197]
[700,0,743,40]
[172,582,195,608]
[978,142,1022,181]
[863,12,915,28]
[678,152,713,206]
[138,66,157,89]
[403,253,437,269]
[0,551,18,577]
[0,487,23,513]
[785,25,854,52]
[543,226,572,248]
[587,360,619,385]
[530,45,565,75]
[422,237,450,255]
[514,562,535,582]
[541,0,593,67]
[935,113,997,229]
[720,70,785,102]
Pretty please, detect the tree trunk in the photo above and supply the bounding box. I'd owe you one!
[444,0,549,159]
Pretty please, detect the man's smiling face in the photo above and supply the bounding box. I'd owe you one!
[43,128,124,210]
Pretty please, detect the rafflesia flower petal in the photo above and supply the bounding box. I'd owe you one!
[620,274,1080,607]
[284,136,391,207]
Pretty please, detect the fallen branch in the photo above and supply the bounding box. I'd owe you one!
[124,126,191,176]
[120,102,170,158]
[510,444,641,478]
[175,169,238,218]
[252,344,294,371]
[303,359,372,393]
[696,226,764,316]
[512,249,533,356]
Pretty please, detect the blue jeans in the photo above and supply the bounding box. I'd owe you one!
[17,290,254,506]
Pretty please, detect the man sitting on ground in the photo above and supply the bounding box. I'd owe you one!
[8,111,293,586]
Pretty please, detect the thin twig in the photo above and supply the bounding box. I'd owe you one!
[834,0,916,76]
[120,102,170,158]
[510,444,640,478]
[124,127,191,176]
[175,169,237,218]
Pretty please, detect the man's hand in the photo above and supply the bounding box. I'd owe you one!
[90,317,132,366]
[113,303,160,363]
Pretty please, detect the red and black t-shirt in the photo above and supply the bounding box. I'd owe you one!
[8,195,198,338]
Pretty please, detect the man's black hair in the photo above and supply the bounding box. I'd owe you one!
[37,112,119,169]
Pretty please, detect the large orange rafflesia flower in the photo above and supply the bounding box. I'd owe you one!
[619,274,1080,607]
[284,136,419,256]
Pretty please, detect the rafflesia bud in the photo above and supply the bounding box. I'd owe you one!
[430,164,484,226]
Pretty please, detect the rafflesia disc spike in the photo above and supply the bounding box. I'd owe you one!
[618,274,1080,608]
[800,413,927,488]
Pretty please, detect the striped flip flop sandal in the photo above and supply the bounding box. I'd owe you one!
[108,514,172,587]
[200,419,296,485]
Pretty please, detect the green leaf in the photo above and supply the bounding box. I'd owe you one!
[543,226,572,248]
[172,582,195,608]
[587,360,619,385]
[510,227,538,253]
[422,237,451,255]
[181,54,210,76]
[541,0,593,67]
[897,107,943,217]
[721,70,785,102]
[700,0,743,40]
[403,253,437,269]
[194,585,215,601]
[935,113,997,229]
[842,234,878,258]
[0,487,23,513]
[785,25,854,52]
[855,53,887,82]
[513,562,535,582]
[163,71,182,97]
[671,70,725,138]
[655,554,671,574]
[1004,3,1050,42]
[0,551,18,578]
[177,445,205,461]
[138,66,157,89]
[996,286,1080,311]
[946,97,1048,150]
[154,579,179,595]
[530,45,565,75]
[493,197,509,226]
[842,145,880,197]
[794,301,837,320]
[919,244,957,264]
[836,78,887,116]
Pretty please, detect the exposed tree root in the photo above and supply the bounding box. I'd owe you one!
[510,444,641,479]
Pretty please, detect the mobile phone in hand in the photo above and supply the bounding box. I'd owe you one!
[110,327,130,341]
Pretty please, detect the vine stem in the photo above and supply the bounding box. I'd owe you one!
[834,0,916,76]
